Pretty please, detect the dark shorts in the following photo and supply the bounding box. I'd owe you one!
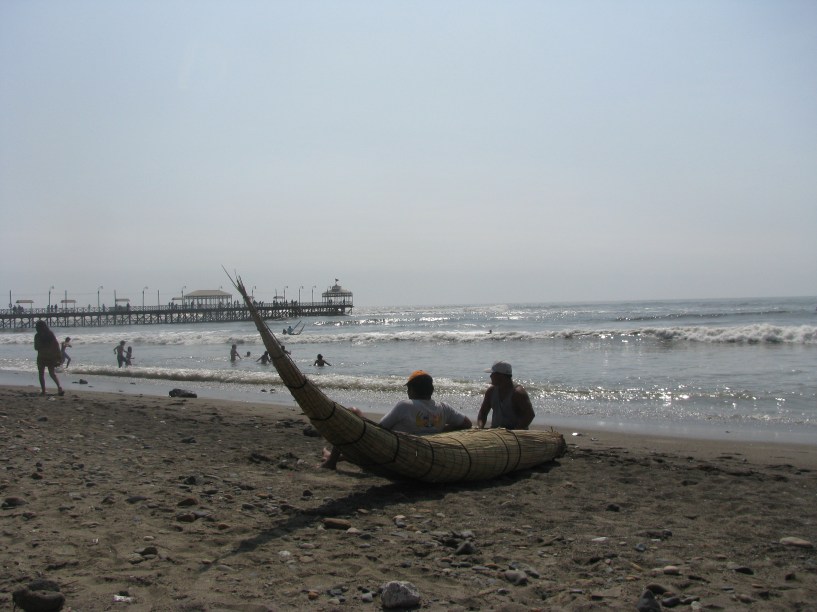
[37,354,61,369]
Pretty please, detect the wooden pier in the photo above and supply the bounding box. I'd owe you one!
[0,301,352,330]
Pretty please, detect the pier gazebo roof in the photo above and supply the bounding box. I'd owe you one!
[184,290,232,299]
[176,289,233,305]
[321,279,353,304]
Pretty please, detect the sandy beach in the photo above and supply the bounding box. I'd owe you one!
[1,384,816,611]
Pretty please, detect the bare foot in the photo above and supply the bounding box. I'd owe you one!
[319,447,340,470]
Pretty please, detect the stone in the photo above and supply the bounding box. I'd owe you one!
[380,581,421,609]
[169,388,197,398]
[780,537,813,549]
[503,570,528,586]
[636,589,661,612]
[455,541,477,555]
[12,588,65,612]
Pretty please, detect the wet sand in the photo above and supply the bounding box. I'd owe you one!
[1,384,815,611]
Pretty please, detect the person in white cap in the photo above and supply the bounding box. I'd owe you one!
[476,361,535,429]
[321,370,472,469]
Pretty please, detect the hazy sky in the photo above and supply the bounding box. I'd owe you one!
[2,1,815,307]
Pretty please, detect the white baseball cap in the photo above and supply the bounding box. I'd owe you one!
[485,361,512,376]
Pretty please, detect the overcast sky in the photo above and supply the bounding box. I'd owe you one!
[1,1,815,307]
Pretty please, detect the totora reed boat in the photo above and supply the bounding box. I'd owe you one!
[228,273,566,483]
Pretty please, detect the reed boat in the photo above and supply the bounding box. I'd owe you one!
[229,273,566,483]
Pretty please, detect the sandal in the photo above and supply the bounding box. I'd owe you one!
[57,388,65,396]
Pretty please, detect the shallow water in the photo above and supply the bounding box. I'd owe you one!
[2,296,815,444]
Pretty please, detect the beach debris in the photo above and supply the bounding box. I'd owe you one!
[380,581,421,609]
[780,536,814,549]
[169,388,197,398]
[113,592,135,603]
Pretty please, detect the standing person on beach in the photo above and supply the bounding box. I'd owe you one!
[230,344,242,362]
[34,321,64,396]
[61,337,72,368]
[313,353,330,367]
[476,361,535,430]
[114,340,127,368]
[321,370,472,469]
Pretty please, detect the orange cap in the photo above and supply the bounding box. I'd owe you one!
[405,370,432,385]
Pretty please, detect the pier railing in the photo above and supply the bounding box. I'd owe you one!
[0,301,353,330]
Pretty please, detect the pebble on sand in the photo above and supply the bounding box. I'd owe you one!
[780,537,814,549]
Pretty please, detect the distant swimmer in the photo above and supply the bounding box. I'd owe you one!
[114,340,127,368]
[61,337,72,367]
[256,351,270,365]
[125,346,134,366]
[313,353,331,367]
[230,344,242,362]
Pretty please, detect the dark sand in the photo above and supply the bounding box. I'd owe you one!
[1,385,815,611]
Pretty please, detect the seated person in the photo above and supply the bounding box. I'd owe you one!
[321,370,472,469]
[476,361,535,429]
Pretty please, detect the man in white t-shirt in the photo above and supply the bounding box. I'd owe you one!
[321,370,472,469]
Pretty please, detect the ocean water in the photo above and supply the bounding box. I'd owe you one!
[1,296,815,444]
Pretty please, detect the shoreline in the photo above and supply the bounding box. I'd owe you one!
[5,381,817,468]
[3,365,815,447]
